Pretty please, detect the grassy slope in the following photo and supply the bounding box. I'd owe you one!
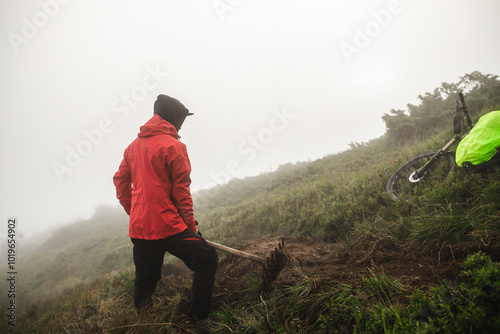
[196,126,500,253]
[3,99,500,332]
[12,205,132,306]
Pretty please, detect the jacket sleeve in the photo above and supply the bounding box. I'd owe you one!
[168,145,197,231]
[113,155,132,215]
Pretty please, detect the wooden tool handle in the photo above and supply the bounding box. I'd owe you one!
[206,240,265,263]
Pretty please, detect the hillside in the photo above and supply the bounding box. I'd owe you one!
[2,71,500,333]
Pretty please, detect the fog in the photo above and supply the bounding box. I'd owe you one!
[1,0,499,238]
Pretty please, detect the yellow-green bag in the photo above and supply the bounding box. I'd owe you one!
[456,110,500,166]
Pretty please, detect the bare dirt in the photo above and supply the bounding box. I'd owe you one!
[161,236,468,311]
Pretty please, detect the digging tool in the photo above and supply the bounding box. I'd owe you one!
[205,238,287,290]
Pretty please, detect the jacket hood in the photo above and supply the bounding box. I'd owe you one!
[138,114,179,139]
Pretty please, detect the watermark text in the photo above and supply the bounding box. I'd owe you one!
[7,0,73,53]
[195,106,295,205]
[6,218,17,326]
[51,65,169,182]
[339,0,403,63]
[212,0,245,21]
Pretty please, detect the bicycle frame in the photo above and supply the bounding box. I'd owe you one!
[408,92,473,183]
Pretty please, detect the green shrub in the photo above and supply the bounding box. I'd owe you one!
[406,252,500,333]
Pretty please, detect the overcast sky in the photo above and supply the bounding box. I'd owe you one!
[1,0,499,238]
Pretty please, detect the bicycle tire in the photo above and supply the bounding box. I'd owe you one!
[386,152,456,201]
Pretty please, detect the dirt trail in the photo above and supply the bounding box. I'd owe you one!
[161,236,463,311]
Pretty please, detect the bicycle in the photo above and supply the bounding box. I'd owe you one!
[385,92,480,201]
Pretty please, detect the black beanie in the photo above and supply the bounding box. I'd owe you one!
[154,94,193,131]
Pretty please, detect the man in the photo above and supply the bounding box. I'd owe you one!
[113,94,218,322]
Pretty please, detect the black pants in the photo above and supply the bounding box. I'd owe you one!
[131,228,218,320]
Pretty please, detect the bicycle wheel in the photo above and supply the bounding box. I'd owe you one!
[386,152,456,200]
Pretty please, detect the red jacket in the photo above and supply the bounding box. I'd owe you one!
[113,115,197,239]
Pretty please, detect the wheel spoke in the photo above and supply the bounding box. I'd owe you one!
[386,152,455,200]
